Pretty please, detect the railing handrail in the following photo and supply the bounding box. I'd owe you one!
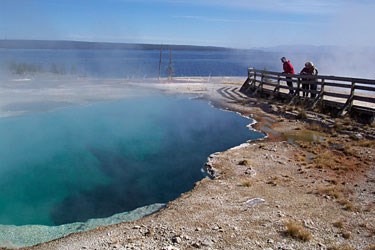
[241,68,375,120]
[248,68,375,85]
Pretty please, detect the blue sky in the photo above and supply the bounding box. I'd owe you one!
[0,0,374,48]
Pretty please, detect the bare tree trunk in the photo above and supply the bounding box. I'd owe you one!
[158,45,162,80]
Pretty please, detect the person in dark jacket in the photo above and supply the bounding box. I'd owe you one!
[300,62,318,98]
[281,57,295,94]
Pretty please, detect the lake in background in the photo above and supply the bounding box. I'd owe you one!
[0,48,280,78]
[1,46,373,79]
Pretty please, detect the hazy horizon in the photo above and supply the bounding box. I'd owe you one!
[2,38,375,51]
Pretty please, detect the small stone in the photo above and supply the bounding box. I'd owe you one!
[112,244,122,249]
[354,133,363,140]
[195,227,202,231]
[245,168,256,176]
[172,236,182,244]
[162,246,180,250]
[132,225,141,229]
[267,239,274,244]
[245,198,265,207]
[192,242,201,248]
[318,242,326,248]
[277,211,285,217]
[140,228,152,236]
[201,239,213,247]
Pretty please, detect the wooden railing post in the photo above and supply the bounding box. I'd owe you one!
[274,75,281,94]
[250,68,256,87]
[296,77,301,97]
[311,79,325,109]
[260,72,264,92]
[320,79,325,100]
[253,70,263,95]
[240,68,254,94]
[339,81,356,116]
[288,76,299,104]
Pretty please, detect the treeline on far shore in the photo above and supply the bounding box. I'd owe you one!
[0,39,232,51]
[8,62,78,75]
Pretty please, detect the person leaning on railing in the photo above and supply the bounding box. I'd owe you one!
[281,57,295,95]
[300,62,318,98]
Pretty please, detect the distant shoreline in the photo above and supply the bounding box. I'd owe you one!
[0,39,238,51]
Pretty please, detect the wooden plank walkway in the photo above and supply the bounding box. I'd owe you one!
[240,68,375,123]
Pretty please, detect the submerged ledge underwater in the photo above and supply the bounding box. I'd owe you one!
[0,93,264,247]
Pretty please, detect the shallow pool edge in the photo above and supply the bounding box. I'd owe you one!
[0,203,165,248]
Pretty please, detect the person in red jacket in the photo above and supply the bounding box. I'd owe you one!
[281,57,295,94]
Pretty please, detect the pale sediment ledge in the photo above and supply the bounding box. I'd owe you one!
[0,204,164,248]
[1,76,374,250]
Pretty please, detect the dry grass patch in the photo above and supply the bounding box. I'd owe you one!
[328,244,355,250]
[313,150,354,172]
[239,178,252,187]
[314,151,339,168]
[337,199,356,212]
[296,141,310,149]
[315,186,357,211]
[363,203,375,213]
[341,231,351,239]
[238,159,250,166]
[306,122,327,133]
[333,121,345,131]
[333,221,344,229]
[284,221,312,242]
[316,186,343,199]
[266,176,279,186]
[295,153,306,163]
[294,153,309,166]
[342,117,354,126]
[285,105,294,112]
[342,145,355,156]
[307,122,337,135]
[296,109,307,119]
[355,140,375,148]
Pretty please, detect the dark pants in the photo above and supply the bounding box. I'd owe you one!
[302,82,309,97]
[310,82,317,98]
[286,77,293,94]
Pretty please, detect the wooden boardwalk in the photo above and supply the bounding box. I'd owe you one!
[240,68,375,122]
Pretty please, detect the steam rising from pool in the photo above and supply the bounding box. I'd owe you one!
[0,95,264,227]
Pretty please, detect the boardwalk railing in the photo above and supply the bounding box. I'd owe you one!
[240,68,375,120]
